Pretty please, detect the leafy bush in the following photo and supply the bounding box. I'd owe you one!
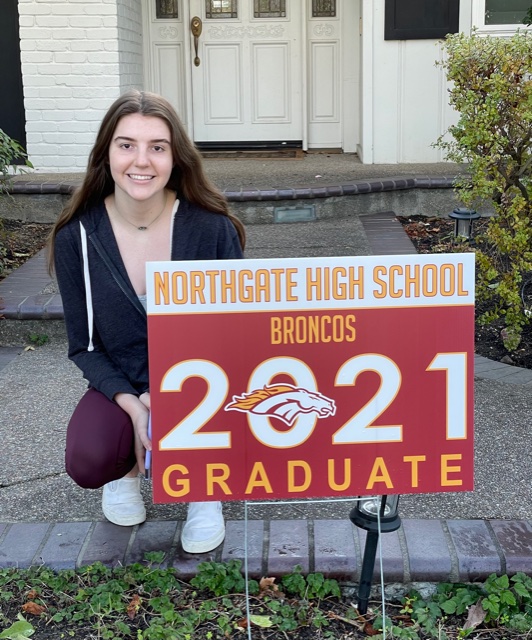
[0,129,32,277]
[436,31,532,350]
[0,128,32,196]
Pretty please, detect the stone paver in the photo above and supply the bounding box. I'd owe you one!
[0,518,531,579]
[490,520,532,575]
[221,520,264,578]
[0,523,50,568]
[361,211,417,255]
[172,541,219,580]
[268,520,310,574]
[126,520,179,567]
[313,519,358,579]
[358,528,405,582]
[38,522,92,570]
[447,520,501,581]
[79,521,133,567]
[402,519,453,581]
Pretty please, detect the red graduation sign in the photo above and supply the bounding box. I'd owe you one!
[147,254,475,503]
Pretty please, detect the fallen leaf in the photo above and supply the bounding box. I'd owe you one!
[463,599,487,630]
[235,618,248,629]
[0,615,35,639]
[126,594,141,620]
[364,621,379,636]
[21,602,45,616]
[250,615,273,628]
[24,346,35,352]
[259,576,278,592]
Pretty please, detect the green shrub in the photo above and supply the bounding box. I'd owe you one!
[437,31,532,350]
[0,129,32,196]
[0,130,33,276]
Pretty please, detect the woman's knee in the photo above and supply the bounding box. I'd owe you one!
[65,388,135,488]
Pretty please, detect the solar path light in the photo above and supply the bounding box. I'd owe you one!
[349,495,401,615]
[448,207,481,240]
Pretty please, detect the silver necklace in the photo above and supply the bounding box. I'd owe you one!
[113,192,168,231]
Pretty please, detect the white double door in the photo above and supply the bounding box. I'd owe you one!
[145,1,357,149]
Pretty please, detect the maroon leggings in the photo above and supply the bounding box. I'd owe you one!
[65,388,137,489]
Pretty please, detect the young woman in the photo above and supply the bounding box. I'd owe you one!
[48,90,245,554]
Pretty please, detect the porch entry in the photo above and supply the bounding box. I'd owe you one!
[144,1,357,151]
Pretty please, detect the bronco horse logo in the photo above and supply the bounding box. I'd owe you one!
[224,384,336,427]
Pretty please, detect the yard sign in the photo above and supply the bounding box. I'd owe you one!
[146,254,475,503]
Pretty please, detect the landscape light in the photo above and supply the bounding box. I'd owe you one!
[350,495,401,615]
[448,207,481,240]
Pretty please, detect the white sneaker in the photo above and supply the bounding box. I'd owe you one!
[181,501,225,553]
[102,477,146,526]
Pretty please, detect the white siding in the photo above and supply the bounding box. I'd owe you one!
[360,0,472,164]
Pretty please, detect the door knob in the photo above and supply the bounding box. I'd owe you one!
[191,16,202,67]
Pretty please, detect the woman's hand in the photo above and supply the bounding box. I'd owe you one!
[114,392,152,474]
[139,391,151,411]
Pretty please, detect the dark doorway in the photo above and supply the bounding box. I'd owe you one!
[0,0,26,149]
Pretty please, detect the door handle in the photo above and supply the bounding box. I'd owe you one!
[191,16,202,67]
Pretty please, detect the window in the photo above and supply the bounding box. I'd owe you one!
[312,0,336,18]
[254,0,286,18]
[156,0,178,19]
[205,0,238,19]
[485,0,529,25]
[472,0,531,31]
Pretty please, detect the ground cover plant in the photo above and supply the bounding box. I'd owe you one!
[0,558,531,639]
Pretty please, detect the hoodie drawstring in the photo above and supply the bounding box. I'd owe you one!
[79,221,94,352]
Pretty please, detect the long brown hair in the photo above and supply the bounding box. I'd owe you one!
[48,90,245,272]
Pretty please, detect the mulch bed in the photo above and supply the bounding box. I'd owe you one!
[0,219,52,280]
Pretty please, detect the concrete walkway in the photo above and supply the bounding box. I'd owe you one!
[0,160,531,582]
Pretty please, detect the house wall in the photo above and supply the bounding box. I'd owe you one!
[360,0,473,164]
[18,0,143,173]
[117,0,143,93]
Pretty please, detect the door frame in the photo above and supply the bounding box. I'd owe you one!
[142,0,359,152]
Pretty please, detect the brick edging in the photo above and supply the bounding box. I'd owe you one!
[9,175,457,201]
[0,519,530,581]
